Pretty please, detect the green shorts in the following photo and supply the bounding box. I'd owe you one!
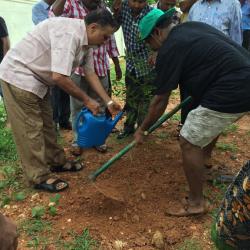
[180,106,245,148]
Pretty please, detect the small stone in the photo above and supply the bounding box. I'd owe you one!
[113,240,127,250]
[152,231,165,249]
[48,202,56,207]
[114,216,120,221]
[67,219,71,223]
[109,217,113,220]
[141,193,146,200]
[18,213,25,218]
[3,205,10,209]
[12,205,18,209]
[131,215,140,223]
[31,193,39,201]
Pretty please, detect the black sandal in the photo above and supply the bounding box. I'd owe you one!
[34,178,68,192]
[50,160,84,173]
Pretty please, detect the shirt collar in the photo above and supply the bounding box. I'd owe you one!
[201,0,222,3]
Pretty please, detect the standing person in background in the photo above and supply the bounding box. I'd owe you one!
[157,0,176,11]
[178,0,196,23]
[113,0,156,140]
[188,0,242,45]
[0,17,10,128]
[0,17,10,99]
[50,0,122,154]
[32,0,56,24]
[33,0,72,132]
[241,0,250,50]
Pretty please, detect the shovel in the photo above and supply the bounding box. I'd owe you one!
[89,96,192,201]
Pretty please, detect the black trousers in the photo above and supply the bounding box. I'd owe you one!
[123,69,155,131]
[51,86,70,126]
[242,30,250,51]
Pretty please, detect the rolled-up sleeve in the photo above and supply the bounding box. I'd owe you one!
[50,32,78,76]
[106,35,119,58]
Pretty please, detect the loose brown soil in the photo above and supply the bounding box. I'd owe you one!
[2,98,250,250]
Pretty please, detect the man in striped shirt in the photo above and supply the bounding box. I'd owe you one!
[50,0,122,154]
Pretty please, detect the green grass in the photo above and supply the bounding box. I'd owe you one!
[19,218,52,249]
[0,102,17,162]
[221,124,238,136]
[177,238,203,250]
[170,113,181,122]
[62,229,98,250]
[216,142,238,153]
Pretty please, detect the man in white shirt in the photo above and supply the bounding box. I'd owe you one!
[0,9,120,192]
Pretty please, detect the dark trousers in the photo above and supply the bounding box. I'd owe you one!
[123,69,155,131]
[242,30,250,51]
[51,86,70,127]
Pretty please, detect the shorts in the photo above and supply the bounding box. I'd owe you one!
[180,106,245,148]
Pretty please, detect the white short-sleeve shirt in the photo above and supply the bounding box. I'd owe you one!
[0,17,94,98]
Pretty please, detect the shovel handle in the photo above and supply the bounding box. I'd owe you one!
[89,96,192,181]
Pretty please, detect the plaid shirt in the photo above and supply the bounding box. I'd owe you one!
[50,0,119,76]
[117,0,153,77]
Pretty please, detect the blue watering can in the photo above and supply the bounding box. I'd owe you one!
[76,108,124,148]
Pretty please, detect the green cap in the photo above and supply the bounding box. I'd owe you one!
[139,8,176,40]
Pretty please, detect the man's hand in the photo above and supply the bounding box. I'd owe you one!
[107,100,122,115]
[115,64,122,81]
[85,98,100,115]
[0,214,18,250]
[134,127,147,144]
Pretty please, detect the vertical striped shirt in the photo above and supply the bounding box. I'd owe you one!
[50,0,119,76]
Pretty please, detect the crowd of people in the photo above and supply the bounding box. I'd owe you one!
[0,0,250,249]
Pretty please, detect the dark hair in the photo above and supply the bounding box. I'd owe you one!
[155,17,173,29]
[85,9,118,28]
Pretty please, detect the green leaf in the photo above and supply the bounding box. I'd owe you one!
[50,193,61,205]
[31,206,45,219]
[49,206,57,216]
[14,192,26,201]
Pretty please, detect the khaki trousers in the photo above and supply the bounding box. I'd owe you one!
[1,81,66,185]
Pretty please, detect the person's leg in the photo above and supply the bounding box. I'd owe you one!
[70,74,88,144]
[117,70,138,138]
[137,73,155,126]
[166,106,245,216]
[179,136,205,208]
[203,136,219,167]
[50,86,59,127]
[40,92,66,167]
[58,88,71,129]
[1,82,53,185]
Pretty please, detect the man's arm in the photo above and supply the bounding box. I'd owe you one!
[230,0,243,45]
[52,73,100,114]
[84,72,121,113]
[2,36,10,56]
[107,35,122,80]
[0,17,10,57]
[112,0,123,25]
[50,0,66,16]
[32,4,48,24]
[134,92,171,143]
